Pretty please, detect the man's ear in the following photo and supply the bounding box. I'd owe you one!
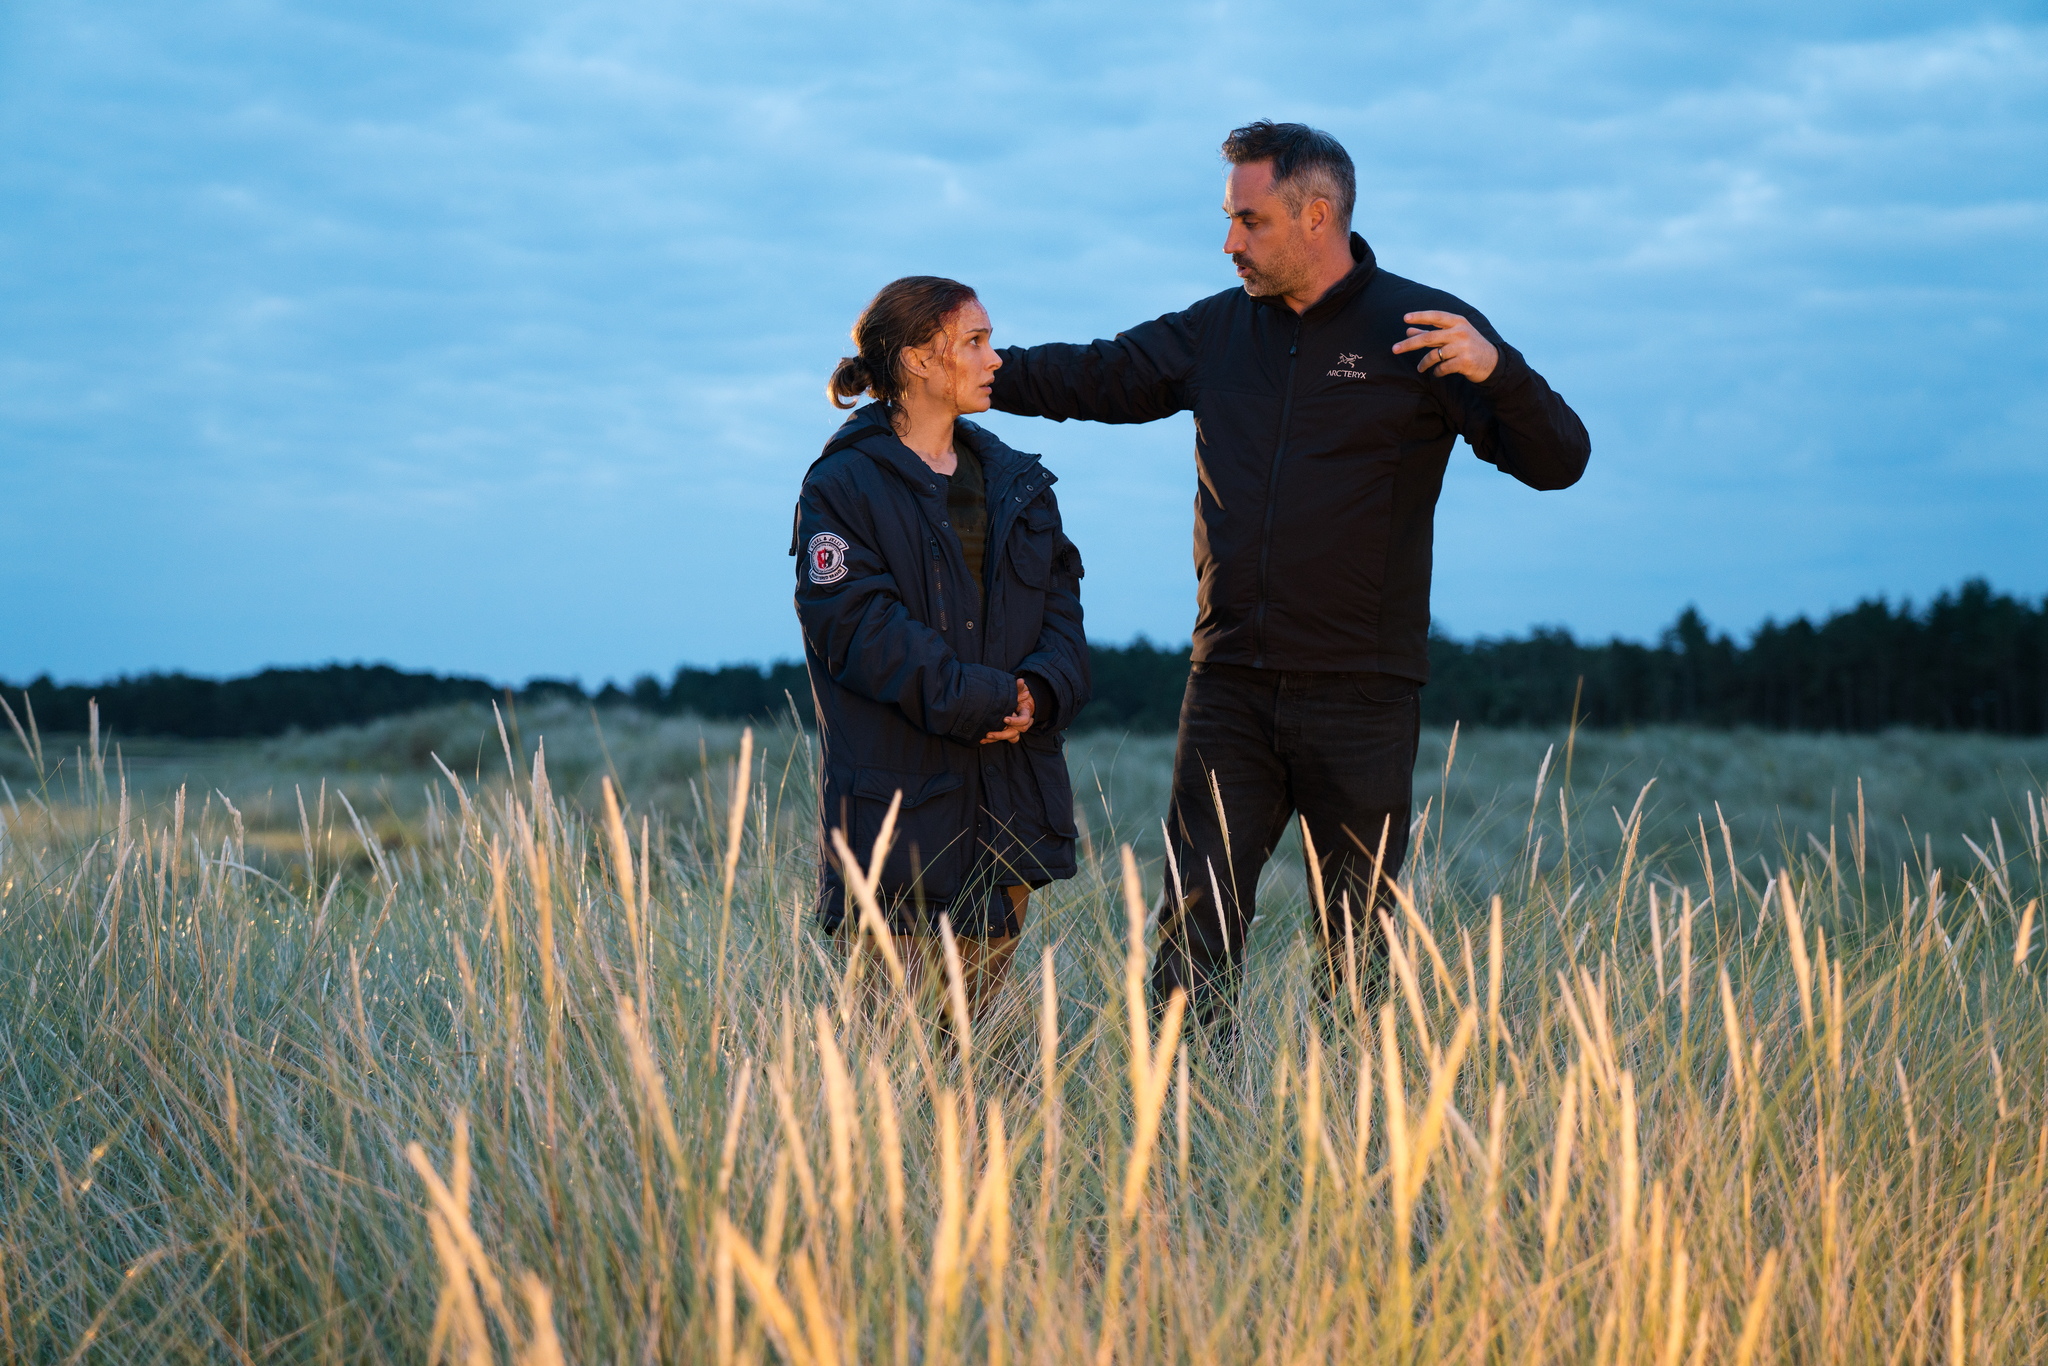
[1305,196,1333,238]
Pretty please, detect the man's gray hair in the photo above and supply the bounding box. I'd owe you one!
[1220,120,1356,231]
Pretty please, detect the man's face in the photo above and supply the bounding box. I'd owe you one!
[1222,160,1312,300]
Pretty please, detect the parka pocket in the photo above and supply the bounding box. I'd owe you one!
[1007,505,1060,588]
[975,738,1078,889]
[847,767,971,898]
[1022,739,1078,839]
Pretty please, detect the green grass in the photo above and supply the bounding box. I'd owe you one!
[0,705,2043,1362]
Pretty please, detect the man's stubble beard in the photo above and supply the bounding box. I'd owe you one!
[1233,241,1310,300]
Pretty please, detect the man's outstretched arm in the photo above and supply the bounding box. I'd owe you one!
[991,309,1200,425]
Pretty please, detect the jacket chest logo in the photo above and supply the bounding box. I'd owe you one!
[1329,351,1372,380]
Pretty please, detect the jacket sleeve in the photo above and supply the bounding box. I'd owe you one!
[1011,496,1091,733]
[793,474,1018,744]
[1440,313,1591,492]
[990,308,1200,425]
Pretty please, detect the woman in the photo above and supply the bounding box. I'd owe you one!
[793,276,1089,1023]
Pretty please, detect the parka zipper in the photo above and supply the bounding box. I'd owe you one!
[1252,321,1304,667]
[984,466,1043,592]
[929,536,949,631]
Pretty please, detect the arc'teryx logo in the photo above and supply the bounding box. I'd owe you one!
[1329,351,1370,380]
[1337,352,1361,367]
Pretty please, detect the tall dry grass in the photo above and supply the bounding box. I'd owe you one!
[0,700,2043,1362]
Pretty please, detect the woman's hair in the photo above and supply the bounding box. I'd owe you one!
[828,276,980,410]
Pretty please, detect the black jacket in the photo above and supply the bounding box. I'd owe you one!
[792,405,1090,931]
[991,234,1589,680]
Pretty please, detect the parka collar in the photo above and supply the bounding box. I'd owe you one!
[818,403,1042,494]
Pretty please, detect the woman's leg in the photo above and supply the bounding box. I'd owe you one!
[835,920,944,1008]
[837,888,1027,1026]
[957,885,1029,1025]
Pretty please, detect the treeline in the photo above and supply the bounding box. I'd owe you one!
[1425,579,2046,733]
[1073,579,2048,734]
[0,662,814,742]
[5,580,2043,740]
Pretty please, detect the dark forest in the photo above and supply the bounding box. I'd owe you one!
[7,579,2042,740]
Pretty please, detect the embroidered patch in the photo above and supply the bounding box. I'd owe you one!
[806,531,850,585]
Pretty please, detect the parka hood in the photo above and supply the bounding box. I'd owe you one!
[818,402,891,459]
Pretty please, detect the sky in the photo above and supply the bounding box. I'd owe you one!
[3,0,2044,687]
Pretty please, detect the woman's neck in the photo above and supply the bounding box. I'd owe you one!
[891,394,959,476]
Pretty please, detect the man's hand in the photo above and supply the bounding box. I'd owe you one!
[980,678,1036,744]
[1392,310,1498,382]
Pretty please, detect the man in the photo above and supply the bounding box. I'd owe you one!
[990,120,1589,1024]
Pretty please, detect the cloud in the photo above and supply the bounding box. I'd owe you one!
[2,0,2043,681]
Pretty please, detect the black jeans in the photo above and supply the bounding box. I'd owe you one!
[1150,662,1421,1025]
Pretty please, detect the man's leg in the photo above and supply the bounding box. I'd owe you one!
[1151,664,1294,1029]
[1279,671,1421,1007]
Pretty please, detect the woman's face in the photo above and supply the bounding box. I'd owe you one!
[903,301,1001,415]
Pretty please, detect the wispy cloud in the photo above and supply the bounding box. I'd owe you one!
[2,1,2042,680]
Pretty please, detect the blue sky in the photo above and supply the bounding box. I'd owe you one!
[4,0,2044,686]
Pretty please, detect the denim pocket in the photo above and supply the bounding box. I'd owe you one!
[1354,673,1420,708]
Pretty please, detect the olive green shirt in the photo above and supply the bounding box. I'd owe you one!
[945,441,988,605]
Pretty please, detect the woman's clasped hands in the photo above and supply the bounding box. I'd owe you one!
[980,677,1035,744]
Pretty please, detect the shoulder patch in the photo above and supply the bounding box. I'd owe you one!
[806,531,850,585]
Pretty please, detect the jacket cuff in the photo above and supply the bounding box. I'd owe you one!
[1014,651,1077,730]
[1472,340,1532,396]
[1019,672,1060,730]
[950,664,1019,742]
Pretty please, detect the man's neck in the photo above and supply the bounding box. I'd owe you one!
[1282,239,1358,315]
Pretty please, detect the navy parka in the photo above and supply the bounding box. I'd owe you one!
[792,404,1090,933]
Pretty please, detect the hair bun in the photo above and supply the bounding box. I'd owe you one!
[827,355,871,409]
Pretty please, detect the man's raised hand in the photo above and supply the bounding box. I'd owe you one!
[1392,310,1498,382]
[981,677,1036,745]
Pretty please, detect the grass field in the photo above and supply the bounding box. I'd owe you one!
[1,702,2044,1361]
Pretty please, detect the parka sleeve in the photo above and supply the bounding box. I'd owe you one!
[990,308,1200,425]
[1439,311,1591,492]
[1011,495,1091,733]
[794,473,1019,744]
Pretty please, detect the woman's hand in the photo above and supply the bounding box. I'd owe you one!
[980,678,1036,744]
